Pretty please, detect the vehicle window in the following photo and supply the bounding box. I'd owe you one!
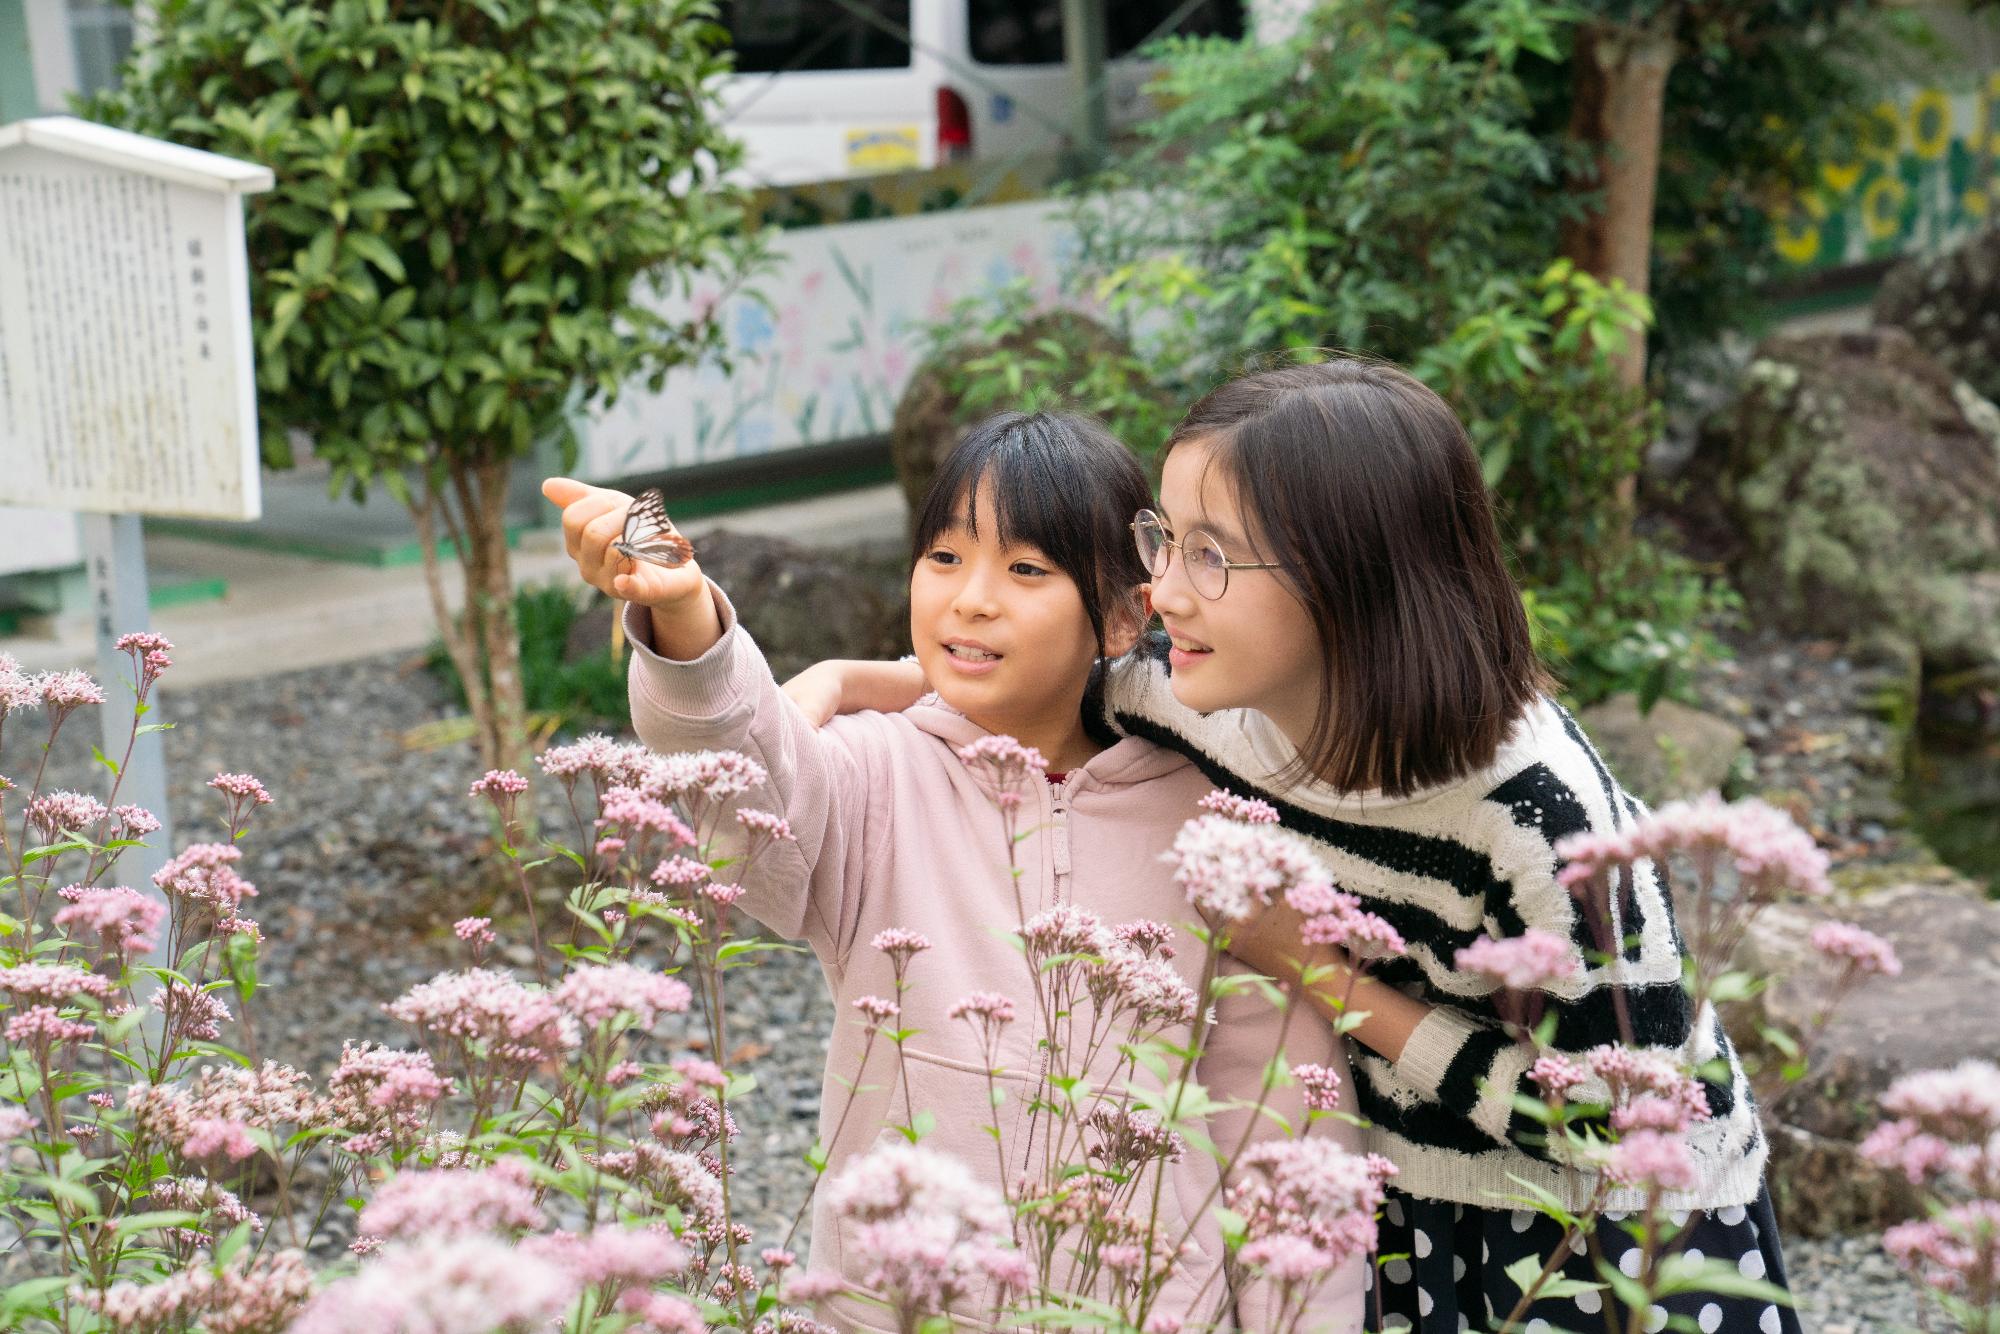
[970,0,1245,66]
[720,1,913,73]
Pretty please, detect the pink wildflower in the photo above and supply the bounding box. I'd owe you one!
[27,789,111,840]
[1557,793,1831,901]
[204,1248,314,1334]
[736,805,795,844]
[152,842,256,915]
[1293,1063,1345,1112]
[1227,1139,1396,1273]
[825,1141,1017,1315]
[1115,920,1176,958]
[1584,1045,1712,1126]
[289,1233,578,1334]
[207,772,273,806]
[1455,929,1585,991]
[37,668,106,714]
[1166,814,1331,924]
[0,1107,37,1138]
[150,980,231,1041]
[359,1161,545,1240]
[0,961,115,1005]
[651,855,711,887]
[182,1117,261,1161]
[385,968,580,1073]
[469,768,529,800]
[1809,920,1902,977]
[673,1056,729,1089]
[697,879,746,908]
[1200,787,1280,825]
[1089,945,1199,1028]
[72,1264,218,1330]
[783,1270,849,1302]
[853,995,901,1025]
[6,1005,94,1049]
[55,886,165,960]
[1603,1129,1699,1192]
[328,1042,455,1156]
[1240,1233,1336,1282]
[0,653,40,715]
[1529,1054,1589,1099]
[871,927,932,961]
[114,804,162,837]
[1882,1201,2000,1297]
[555,962,693,1029]
[947,991,1016,1025]
[1021,902,1112,957]
[619,1291,709,1333]
[605,1060,643,1087]
[763,1247,797,1270]
[522,1225,689,1286]
[599,786,697,847]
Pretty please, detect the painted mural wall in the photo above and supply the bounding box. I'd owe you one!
[1771,76,1998,273]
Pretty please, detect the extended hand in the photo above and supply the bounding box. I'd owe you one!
[541,476,704,609]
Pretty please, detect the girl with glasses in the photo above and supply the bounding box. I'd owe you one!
[798,359,1799,1334]
[543,412,1361,1334]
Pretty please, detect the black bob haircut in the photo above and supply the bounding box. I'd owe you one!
[910,411,1153,656]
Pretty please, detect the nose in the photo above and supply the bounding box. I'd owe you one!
[1148,546,1199,619]
[951,563,1003,620]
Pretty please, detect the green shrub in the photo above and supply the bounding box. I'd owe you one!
[429,583,629,732]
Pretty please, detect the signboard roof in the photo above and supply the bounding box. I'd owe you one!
[0,117,273,194]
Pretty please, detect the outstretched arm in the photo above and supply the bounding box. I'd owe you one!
[781,658,928,727]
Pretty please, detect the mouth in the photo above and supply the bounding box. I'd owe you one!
[932,640,1000,680]
[1163,626,1213,668]
[943,639,1003,663]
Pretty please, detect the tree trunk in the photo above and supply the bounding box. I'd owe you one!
[467,457,528,776]
[405,458,528,775]
[1559,16,1678,389]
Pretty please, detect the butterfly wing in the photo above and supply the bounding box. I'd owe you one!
[613,487,694,568]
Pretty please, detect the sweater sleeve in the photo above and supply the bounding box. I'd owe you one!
[1199,961,1366,1334]
[624,588,887,965]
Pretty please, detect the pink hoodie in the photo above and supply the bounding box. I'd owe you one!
[624,591,1363,1333]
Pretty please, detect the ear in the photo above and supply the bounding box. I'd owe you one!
[1101,587,1149,660]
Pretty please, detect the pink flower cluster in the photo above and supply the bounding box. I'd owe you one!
[1602,1129,1700,1193]
[33,668,107,716]
[1227,1138,1397,1286]
[521,1225,689,1288]
[1809,920,1902,977]
[591,1142,725,1220]
[1199,787,1280,825]
[152,842,257,918]
[1861,1060,2000,1190]
[0,961,115,1005]
[823,1142,1024,1316]
[1454,929,1584,992]
[1556,793,1831,901]
[327,1042,455,1156]
[115,631,175,694]
[357,1161,546,1241]
[1881,1200,2000,1301]
[1293,1063,1344,1113]
[956,735,1048,810]
[385,968,582,1070]
[207,772,273,814]
[149,979,232,1042]
[872,927,932,963]
[947,991,1016,1025]
[76,1248,313,1334]
[554,962,693,1029]
[0,652,39,716]
[54,885,165,960]
[290,1233,577,1334]
[26,789,109,840]
[1166,814,1328,924]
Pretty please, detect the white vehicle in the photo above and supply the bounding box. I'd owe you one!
[716,0,1246,188]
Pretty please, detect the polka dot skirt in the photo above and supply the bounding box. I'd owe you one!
[1363,1185,1802,1333]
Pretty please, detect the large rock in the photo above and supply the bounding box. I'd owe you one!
[1875,227,2000,405]
[567,529,909,682]
[1689,328,2000,672]
[1578,693,1745,805]
[1728,874,2000,1234]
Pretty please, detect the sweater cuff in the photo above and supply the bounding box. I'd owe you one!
[1391,1005,1482,1101]
[623,582,746,722]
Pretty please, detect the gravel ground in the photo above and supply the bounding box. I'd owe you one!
[12,644,1935,1323]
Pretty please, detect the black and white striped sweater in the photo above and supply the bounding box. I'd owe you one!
[1092,642,1769,1213]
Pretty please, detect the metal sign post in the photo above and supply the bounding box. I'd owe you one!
[82,512,172,887]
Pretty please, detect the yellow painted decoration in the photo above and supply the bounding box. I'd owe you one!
[1772,212,1822,265]
[1909,89,1953,161]
[1966,188,1989,219]
[1820,160,1863,195]
[1862,175,1907,241]
[844,127,922,174]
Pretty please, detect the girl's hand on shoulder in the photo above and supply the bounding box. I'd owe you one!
[781,662,846,728]
[541,476,705,609]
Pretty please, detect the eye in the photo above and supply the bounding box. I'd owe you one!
[1010,561,1049,578]
[926,549,961,567]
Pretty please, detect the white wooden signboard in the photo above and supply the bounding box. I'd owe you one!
[0,116,269,520]
[0,116,272,924]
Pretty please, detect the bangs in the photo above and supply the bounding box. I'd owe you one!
[910,411,1153,653]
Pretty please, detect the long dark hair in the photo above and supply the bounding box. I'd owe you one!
[1166,357,1549,795]
[911,411,1153,655]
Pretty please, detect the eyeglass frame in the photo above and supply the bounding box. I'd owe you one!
[1129,509,1285,601]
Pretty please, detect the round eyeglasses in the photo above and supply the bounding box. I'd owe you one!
[1130,509,1283,601]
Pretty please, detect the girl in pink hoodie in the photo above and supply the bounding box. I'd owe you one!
[542,412,1362,1333]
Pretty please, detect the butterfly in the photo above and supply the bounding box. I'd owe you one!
[612,487,694,569]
